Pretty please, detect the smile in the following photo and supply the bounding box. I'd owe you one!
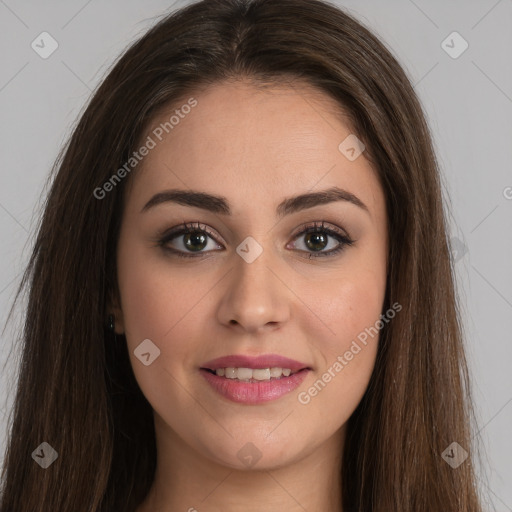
[199,367,310,404]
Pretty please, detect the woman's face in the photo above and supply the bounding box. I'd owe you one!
[114,80,388,470]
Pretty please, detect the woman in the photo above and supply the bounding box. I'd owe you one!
[0,0,483,510]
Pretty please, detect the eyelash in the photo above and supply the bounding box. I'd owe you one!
[157,221,355,259]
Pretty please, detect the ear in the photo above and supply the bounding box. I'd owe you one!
[107,288,125,335]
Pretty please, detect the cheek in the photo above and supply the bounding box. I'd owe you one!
[117,237,207,342]
[295,262,385,413]
[116,245,211,397]
[306,265,386,355]
[300,218,387,347]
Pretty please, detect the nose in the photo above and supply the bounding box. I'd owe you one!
[216,248,291,334]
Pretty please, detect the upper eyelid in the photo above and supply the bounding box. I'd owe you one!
[289,221,350,239]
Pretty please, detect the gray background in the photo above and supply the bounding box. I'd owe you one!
[0,0,511,509]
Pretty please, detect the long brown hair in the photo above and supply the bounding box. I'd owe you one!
[0,0,483,510]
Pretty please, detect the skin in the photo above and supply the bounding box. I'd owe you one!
[112,79,388,512]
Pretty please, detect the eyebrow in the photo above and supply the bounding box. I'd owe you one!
[141,186,369,217]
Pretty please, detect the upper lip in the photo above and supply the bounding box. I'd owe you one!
[200,354,311,372]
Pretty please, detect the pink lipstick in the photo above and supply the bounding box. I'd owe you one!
[200,354,311,404]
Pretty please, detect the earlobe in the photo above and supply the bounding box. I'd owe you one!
[109,308,125,335]
[106,312,125,335]
[107,291,125,335]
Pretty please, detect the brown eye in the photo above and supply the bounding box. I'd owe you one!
[290,222,354,258]
[158,222,222,258]
[182,231,208,252]
[304,231,329,252]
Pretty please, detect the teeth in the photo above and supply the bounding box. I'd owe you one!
[215,367,295,381]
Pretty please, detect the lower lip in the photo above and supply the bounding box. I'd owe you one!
[200,368,310,404]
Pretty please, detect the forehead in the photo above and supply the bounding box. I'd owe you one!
[126,80,383,217]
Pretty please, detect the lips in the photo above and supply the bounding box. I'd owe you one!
[200,367,310,404]
[200,354,311,373]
